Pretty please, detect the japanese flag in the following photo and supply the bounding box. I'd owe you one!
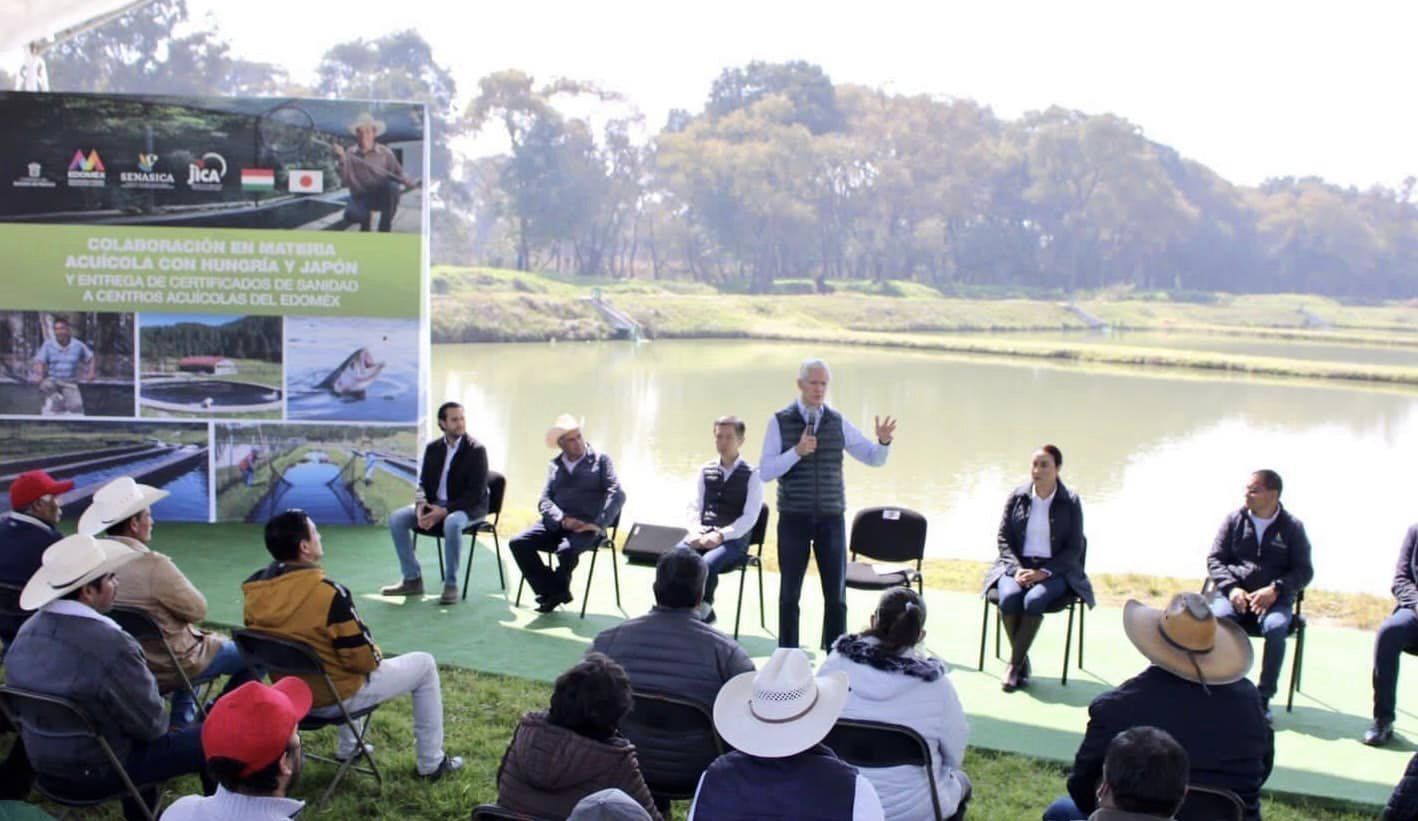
[288,169,323,193]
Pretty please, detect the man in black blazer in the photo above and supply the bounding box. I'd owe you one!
[382,401,489,605]
[1365,524,1418,746]
[1206,468,1313,719]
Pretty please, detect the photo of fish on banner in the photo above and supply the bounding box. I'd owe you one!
[0,311,135,418]
[137,313,283,419]
[285,316,418,422]
[0,93,425,233]
[214,422,416,526]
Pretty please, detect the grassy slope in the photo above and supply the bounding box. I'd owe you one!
[2,665,1377,820]
[430,267,1418,386]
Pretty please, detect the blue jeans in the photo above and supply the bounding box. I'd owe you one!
[1374,607,1418,724]
[676,534,751,604]
[1211,594,1292,700]
[996,572,1070,615]
[390,505,474,588]
[1042,795,1083,820]
[777,512,846,650]
[170,639,261,728]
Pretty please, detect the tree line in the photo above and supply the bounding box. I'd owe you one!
[45,2,1418,298]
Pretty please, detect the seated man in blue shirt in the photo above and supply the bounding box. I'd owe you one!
[676,415,763,623]
[510,414,625,613]
[31,316,95,415]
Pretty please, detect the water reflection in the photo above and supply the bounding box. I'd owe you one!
[435,340,1418,594]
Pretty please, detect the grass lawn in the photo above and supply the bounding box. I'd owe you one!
[2,665,1379,819]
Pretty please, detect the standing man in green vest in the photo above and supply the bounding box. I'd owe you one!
[760,358,897,650]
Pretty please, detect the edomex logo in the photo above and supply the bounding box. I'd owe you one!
[66,149,105,187]
[187,152,227,191]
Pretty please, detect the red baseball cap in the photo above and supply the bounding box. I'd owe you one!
[202,678,313,776]
[9,470,75,510]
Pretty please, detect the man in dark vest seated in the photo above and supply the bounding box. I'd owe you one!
[510,414,626,613]
[689,647,883,820]
[676,415,763,622]
[760,357,897,650]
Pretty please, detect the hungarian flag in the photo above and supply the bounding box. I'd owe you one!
[242,168,275,190]
[287,169,323,193]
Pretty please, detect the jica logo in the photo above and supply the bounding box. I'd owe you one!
[187,152,227,190]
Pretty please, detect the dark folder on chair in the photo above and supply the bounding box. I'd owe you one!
[619,523,690,565]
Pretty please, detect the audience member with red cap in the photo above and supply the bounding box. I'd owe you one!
[0,469,75,597]
[161,678,312,820]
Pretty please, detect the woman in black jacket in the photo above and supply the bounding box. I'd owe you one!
[981,444,1095,692]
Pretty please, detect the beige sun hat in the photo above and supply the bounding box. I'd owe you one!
[1122,592,1253,686]
[20,533,141,610]
[545,413,584,448]
[712,648,850,759]
[77,476,170,537]
[348,112,387,137]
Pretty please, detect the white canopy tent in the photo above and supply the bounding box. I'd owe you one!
[1,0,154,89]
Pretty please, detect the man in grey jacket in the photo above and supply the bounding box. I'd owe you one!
[6,534,212,820]
[591,548,753,810]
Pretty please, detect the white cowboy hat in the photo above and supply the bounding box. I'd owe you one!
[712,648,849,758]
[348,112,387,137]
[77,476,170,537]
[545,413,584,449]
[1122,593,1253,686]
[20,533,141,611]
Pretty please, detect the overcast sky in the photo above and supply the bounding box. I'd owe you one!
[60,0,1418,189]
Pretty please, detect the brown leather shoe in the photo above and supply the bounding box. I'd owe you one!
[437,585,459,605]
[380,578,424,596]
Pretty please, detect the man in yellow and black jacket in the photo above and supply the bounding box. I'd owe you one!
[243,509,464,781]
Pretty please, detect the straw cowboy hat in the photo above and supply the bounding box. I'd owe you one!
[348,112,387,137]
[20,533,141,610]
[545,413,584,448]
[713,648,850,758]
[77,476,170,537]
[1122,592,1253,686]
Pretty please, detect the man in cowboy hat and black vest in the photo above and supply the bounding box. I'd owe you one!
[6,534,213,819]
[332,111,420,232]
[510,414,626,613]
[1041,593,1273,821]
[689,647,885,820]
[760,358,897,650]
[82,476,261,728]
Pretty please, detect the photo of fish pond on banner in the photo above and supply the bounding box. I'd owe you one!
[0,311,135,417]
[0,420,209,521]
[215,422,416,525]
[285,315,418,422]
[139,313,283,418]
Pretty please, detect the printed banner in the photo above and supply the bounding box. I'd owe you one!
[0,91,427,526]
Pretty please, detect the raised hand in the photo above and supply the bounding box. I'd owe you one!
[875,415,897,444]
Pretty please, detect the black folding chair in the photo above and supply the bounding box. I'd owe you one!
[1202,579,1307,712]
[978,538,1088,686]
[109,605,210,722]
[731,504,771,640]
[1176,783,1244,821]
[414,471,508,600]
[0,685,165,820]
[0,581,26,660]
[233,629,383,807]
[845,506,927,596]
[515,513,622,619]
[621,689,724,807]
[822,718,945,821]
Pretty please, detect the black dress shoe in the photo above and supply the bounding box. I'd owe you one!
[1364,722,1395,746]
[535,589,573,613]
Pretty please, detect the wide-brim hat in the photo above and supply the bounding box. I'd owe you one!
[77,476,169,537]
[545,413,583,448]
[713,647,849,758]
[1122,594,1253,686]
[348,112,387,137]
[20,533,141,610]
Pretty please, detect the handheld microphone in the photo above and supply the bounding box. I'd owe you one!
[806,409,818,435]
